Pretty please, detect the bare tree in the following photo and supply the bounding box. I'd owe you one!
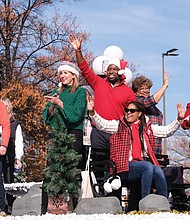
[0,0,91,92]
[0,0,94,181]
[167,128,190,183]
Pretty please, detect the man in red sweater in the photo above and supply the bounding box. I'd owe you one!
[68,34,135,159]
[181,103,190,130]
[0,101,10,216]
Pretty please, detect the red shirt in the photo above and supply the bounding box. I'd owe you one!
[181,103,190,130]
[78,60,136,120]
[0,101,10,147]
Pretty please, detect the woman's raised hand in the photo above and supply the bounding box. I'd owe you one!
[68,34,82,51]
[177,103,184,122]
[86,93,95,115]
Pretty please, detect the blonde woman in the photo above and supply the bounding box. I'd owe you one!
[0,98,24,215]
[42,61,87,214]
[43,61,87,161]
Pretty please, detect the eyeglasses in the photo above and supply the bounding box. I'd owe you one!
[124,108,139,113]
[139,88,150,92]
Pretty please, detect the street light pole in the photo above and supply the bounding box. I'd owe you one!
[162,48,179,154]
[161,54,166,127]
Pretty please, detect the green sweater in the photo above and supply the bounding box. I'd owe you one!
[43,86,87,130]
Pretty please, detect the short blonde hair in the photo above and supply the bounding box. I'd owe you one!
[0,98,13,117]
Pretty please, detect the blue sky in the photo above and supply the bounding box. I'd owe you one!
[59,0,189,124]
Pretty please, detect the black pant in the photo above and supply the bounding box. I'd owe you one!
[90,126,111,152]
[2,157,16,213]
[90,127,111,195]
[68,129,85,171]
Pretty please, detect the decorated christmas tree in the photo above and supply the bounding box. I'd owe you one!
[43,109,82,197]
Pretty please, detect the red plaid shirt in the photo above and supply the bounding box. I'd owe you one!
[110,117,159,174]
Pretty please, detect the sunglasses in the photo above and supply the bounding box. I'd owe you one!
[124,108,139,113]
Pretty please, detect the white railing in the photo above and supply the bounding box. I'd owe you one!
[4,182,42,196]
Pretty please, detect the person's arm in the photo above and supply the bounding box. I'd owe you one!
[15,124,24,169]
[87,94,119,134]
[42,89,60,125]
[152,103,184,137]
[68,34,84,64]
[57,88,87,124]
[44,93,64,113]
[137,73,169,108]
[68,34,100,89]
[181,103,190,130]
[153,72,169,103]
[90,112,119,134]
[0,101,10,155]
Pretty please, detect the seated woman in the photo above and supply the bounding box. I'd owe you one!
[87,96,184,200]
[181,103,190,130]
